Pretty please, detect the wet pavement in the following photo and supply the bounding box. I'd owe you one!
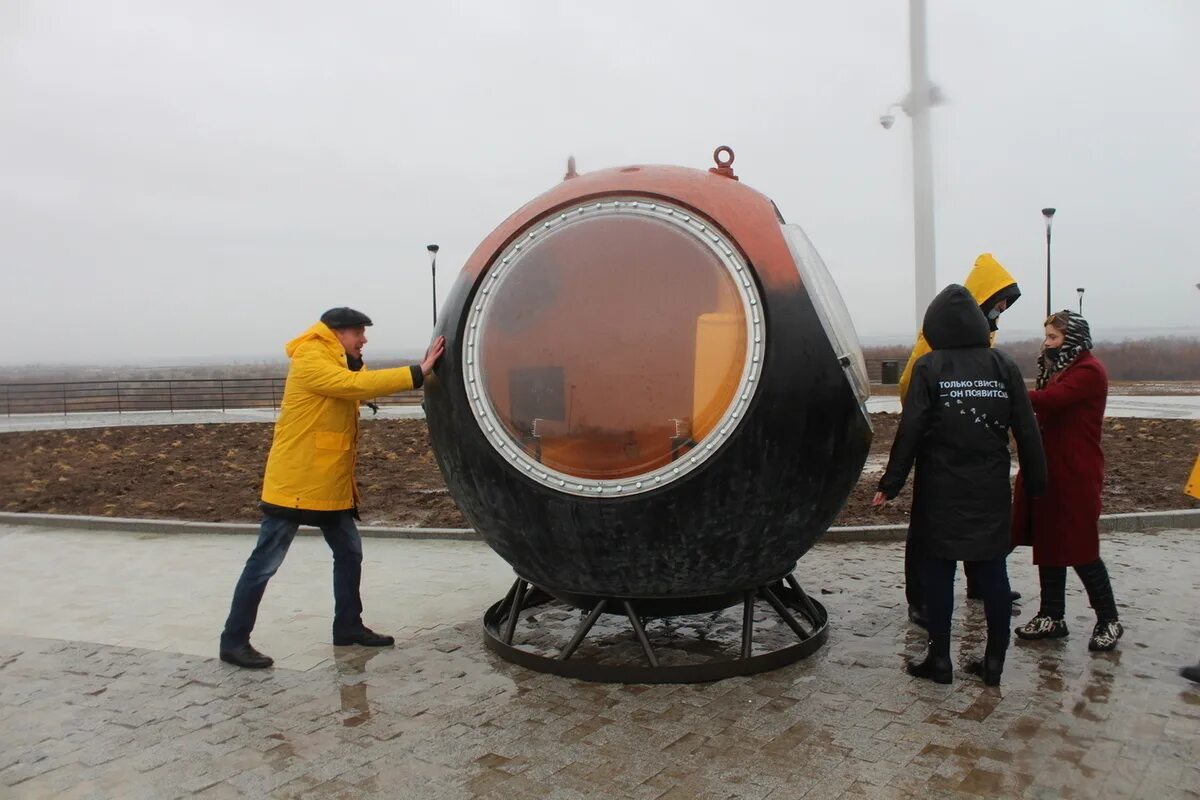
[1,523,1198,799]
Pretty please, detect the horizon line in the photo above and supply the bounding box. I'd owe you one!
[3,327,1200,370]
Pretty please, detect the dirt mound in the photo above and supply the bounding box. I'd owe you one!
[2,416,1196,528]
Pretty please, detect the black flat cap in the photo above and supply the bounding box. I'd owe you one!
[320,307,373,329]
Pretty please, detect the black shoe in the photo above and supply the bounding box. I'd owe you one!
[965,655,1004,687]
[1015,615,1069,640]
[966,589,1022,602]
[1181,663,1200,684]
[1088,621,1123,652]
[907,604,928,629]
[333,627,395,647]
[220,643,273,669]
[906,653,952,685]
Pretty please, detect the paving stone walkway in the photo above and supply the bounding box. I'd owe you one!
[1,525,1197,799]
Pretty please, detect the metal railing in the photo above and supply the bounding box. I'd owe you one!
[0,378,422,416]
[2,360,905,416]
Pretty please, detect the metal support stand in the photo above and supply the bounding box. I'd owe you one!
[557,600,607,661]
[501,580,527,645]
[482,571,829,684]
[740,590,755,660]
[623,600,659,668]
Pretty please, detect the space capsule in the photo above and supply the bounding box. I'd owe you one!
[424,148,871,615]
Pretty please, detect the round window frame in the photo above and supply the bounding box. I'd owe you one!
[462,197,765,497]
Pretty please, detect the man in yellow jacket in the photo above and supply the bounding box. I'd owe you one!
[220,307,445,669]
[896,254,1022,627]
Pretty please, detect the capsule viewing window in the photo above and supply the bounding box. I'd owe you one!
[780,223,870,411]
[463,199,763,496]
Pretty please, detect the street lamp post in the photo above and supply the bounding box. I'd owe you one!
[1076,287,1085,315]
[427,244,440,327]
[1042,208,1056,316]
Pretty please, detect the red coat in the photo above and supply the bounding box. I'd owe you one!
[1012,350,1107,566]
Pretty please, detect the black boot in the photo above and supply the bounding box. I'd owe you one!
[965,653,1004,687]
[906,651,952,684]
[1182,663,1200,684]
[220,643,274,669]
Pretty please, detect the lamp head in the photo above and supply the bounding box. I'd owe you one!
[1042,207,1056,233]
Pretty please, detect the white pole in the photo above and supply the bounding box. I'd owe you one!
[909,0,937,331]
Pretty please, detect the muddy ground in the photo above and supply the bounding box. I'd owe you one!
[2,415,1196,528]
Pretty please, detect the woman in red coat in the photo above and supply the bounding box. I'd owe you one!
[1012,310,1123,651]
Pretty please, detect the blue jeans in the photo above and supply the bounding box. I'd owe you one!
[220,511,365,649]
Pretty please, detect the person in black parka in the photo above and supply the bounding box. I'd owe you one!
[874,284,1047,686]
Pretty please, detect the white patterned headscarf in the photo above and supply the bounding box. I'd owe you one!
[1036,310,1093,390]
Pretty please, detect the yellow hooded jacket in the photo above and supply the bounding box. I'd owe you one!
[898,253,1020,403]
[1186,454,1200,500]
[260,322,419,511]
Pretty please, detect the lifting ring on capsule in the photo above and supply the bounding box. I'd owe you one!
[709,145,738,180]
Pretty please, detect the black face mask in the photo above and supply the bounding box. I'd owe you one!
[1043,346,1061,363]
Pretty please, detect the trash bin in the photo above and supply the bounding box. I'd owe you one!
[880,360,900,385]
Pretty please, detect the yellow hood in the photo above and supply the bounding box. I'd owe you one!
[897,253,1019,403]
[963,253,1019,311]
[285,321,343,361]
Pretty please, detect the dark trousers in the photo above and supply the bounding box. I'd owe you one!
[919,553,1012,660]
[1036,558,1118,622]
[906,534,985,608]
[220,511,365,649]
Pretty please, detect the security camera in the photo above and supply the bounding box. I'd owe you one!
[879,114,895,130]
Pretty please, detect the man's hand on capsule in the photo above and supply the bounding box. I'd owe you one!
[421,336,446,377]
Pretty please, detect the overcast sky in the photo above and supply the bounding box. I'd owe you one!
[3,1,1198,366]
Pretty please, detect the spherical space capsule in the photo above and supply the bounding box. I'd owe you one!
[425,149,871,681]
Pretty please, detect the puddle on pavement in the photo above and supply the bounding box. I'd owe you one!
[335,648,381,726]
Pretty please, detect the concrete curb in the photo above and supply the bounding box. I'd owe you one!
[1,508,1196,543]
[820,508,1200,542]
[0,512,479,541]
